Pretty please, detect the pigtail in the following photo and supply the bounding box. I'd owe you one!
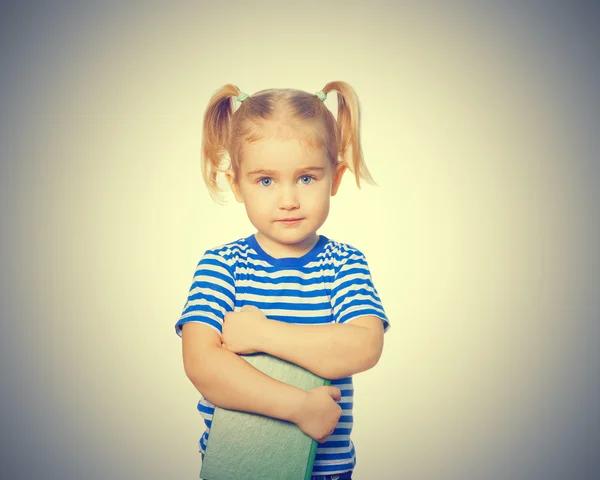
[321,81,377,188]
[201,84,244,202]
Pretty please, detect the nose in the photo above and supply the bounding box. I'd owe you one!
[278,185,300,210]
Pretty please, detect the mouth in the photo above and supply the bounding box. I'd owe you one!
[277,218,304,223]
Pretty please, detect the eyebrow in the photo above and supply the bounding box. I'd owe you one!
[246,166,326,176]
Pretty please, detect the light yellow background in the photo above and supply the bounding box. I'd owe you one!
[1,2,598,479]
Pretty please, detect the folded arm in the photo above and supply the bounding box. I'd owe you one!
[181,322,306,421]
[222,307,385,380]
[260,316,384,379]
[182,321,344,442]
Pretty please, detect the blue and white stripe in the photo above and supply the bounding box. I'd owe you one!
[175,234,390,476]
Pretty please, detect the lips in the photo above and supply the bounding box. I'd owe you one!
[277,218,303,223]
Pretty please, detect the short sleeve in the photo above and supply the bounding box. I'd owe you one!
[174,251,236,338]
[331,250,390,333]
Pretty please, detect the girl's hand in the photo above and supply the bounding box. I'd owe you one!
[221,305,268,354]
[290,386,342,443]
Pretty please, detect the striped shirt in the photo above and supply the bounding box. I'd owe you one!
[175,233,390,476]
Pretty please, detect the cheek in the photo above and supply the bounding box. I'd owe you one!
[309,181,333,200]
[243,202,264,227]
[243,189,270,215]
[319,195,332,214]
[303,185,331,212]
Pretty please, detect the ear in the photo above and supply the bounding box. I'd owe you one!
[225,169,244,203]
[331,162,347,196]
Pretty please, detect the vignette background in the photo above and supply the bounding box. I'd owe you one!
[1,1,598,479]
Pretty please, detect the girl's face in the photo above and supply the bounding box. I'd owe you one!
[226,136,346,258]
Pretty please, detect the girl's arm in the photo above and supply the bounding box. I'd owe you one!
[181,322,342,441]
[260,316,384,379]
[222,308,384,380]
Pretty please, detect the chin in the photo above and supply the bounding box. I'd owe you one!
[269,230,314,244]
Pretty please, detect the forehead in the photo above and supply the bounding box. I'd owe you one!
[240,137,328,173]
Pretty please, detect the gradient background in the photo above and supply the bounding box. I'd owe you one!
[1,1,599,479]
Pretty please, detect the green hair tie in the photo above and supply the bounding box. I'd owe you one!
[315,90,327,101]
[236,92,249,102]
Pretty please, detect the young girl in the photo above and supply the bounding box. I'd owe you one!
[176,81,391,480]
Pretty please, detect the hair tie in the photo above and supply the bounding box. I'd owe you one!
[315,90,327,101]
[236,92,249,102]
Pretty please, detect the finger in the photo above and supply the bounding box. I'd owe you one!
[328,387,342,401]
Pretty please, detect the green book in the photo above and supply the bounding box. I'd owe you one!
[200,353,331,480]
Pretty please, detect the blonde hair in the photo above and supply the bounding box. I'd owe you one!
[201,81,376,202]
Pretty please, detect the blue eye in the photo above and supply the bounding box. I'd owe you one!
[300,175,313,184]
[259,178,272,187]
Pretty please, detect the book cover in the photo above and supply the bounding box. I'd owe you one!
[200,353,331,480]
